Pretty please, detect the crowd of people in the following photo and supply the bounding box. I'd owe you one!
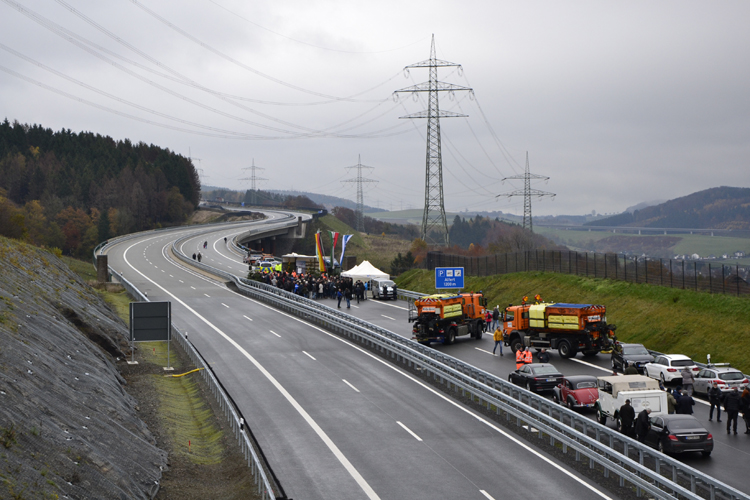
[255,271,369,308]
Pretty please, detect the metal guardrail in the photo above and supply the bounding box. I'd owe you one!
[167,234,748,500]
[109,268,280,500]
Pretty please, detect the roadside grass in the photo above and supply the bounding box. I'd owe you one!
[396,269,750,373]
[60,255,97,281]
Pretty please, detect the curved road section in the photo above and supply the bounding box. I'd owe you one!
[105,213,616,500]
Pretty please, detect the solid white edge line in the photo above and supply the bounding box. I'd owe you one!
[396,421,423,442]
[224,287,613,500]
[303,351,316,361]
[479,490,496,500]
[343,379,360,393]
[122,236,381,500]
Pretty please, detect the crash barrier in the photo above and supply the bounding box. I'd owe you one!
[168,237,747,500]
[425,250,750,296]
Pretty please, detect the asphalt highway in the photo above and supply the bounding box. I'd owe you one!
[192,218,749,494]
[105,218,617,500]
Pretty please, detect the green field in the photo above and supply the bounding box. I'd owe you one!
[536,226,750,264]
[396,269,750,373]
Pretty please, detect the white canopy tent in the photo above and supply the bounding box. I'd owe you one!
[341,260,389,281]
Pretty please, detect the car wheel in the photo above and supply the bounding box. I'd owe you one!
[660,373,666,384]
[567,398,575,411]
[657,440,667,454]
[526,381,532,392]
[445,328,456,345]
[552,393,559,404]
[701,451,711,457]
[597,410,607,425]
[475,323,483,341]
[558,340,574,359]
[510,337,523,353]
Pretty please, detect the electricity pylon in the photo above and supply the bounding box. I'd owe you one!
[240,159,267,206]
[394,34,472,247]
[496,151,555,233]
[342,155,378,232]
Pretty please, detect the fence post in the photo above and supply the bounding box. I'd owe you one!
[721,264,724,295]
[635,257,638,283]
[694,262,698,291]
[709,263,713,294]
[670,259,673,288]
[660,259,663,286]
[737,264,741,296]
[682,260,685,289]
[645,257,648,284]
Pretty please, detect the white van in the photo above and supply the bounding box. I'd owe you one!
[595,375,667,428]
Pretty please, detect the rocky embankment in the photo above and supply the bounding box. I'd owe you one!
[0,237,166,499]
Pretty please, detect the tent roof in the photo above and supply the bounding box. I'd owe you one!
[341,260,389,280]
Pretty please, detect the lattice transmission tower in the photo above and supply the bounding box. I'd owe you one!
[341,155,378,232]
[395,35,472,247]
[496,152,555,233]
[240,159,267,206]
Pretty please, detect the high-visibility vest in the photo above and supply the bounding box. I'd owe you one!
[516,350,525,370]
[524,350,533,365]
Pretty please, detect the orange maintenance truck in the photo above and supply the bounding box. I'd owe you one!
[409,292,487,345]
[502,298,617,359]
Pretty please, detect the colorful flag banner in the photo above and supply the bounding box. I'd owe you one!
[315,231,326,272]
[328,230,339,269]
[339,234,353,266]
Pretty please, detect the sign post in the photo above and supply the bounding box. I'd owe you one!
[129,301,173,370]
[435,267,464,290]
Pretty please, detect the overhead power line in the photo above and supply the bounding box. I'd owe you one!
[341,155,378,232]
[240,159,268,205]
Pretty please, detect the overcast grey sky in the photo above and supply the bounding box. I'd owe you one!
[1,0,748,216]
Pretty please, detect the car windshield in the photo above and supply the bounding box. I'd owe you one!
[719,372,744,381]
[670,359,694,367]
[623,346,649,355]
[380,281,395,287]
[532,366,559,375]
[668,418,704,431]
[575,381,597,389]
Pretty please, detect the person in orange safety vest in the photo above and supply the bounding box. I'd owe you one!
[516,345,526,370]
[524,347,533,366]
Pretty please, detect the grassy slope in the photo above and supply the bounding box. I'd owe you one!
[396,269,750,373]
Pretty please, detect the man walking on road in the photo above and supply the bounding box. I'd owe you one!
[492,328,503,356]
[491,306,500,332]
[708,382,723,422]
[635,408,652,443]
[723,387,742,435]
[680,367,694,396]
[619,399,635,437]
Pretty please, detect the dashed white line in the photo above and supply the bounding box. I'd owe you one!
[221,303,229,308]
[161,270,165,273]
[190,286,196,290]
[204,293,211,297]
[475,347,494,355]
[302,351,316,360]
[381,315,396,321]
[480,490,496,500]
[243,315,253,321]
[342,379,360,393]
[179,280,184,283]
[169,274,173,277]
[396,421,422,442]
[269,330,281,337]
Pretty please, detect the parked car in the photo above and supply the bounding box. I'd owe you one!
[643,354,699,384]
[611,343,654,373]
[372,279,397,300]
[552,375,599,410]
[644,414,713,457]
[693,367,749,395]
[595,375,666,426]
[508,363,564,393]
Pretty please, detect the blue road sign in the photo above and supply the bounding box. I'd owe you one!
[435,267,464,289]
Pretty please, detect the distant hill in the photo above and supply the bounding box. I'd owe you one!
[585,187,750,230]
[269,190,384,212]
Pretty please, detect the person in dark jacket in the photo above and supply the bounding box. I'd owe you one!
[624,361,639,375]
[741,388,750,434]
[537,349,550,363]
[708,382,723,422]
[635,408,652,443]
[344,287,352,308]
[676,391,695,414]
[723,387,742,435]
[619,399,635,437]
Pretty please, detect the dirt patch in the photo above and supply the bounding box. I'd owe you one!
[120,340,260,500]
[188,210,224,225]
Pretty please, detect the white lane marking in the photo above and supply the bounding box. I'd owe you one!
[381,315,396,321]
[169,274,173,277]
[475,347,494,355]
[374,301,409,311]
[190,286,196,289]
[569,358,614,374]
[480,490,496,500]
[269,330,281,338]
[350,304,359,308]
[161,270,165,273]
[179,280,184,283]
[343,379,360,393]
[122,238,381,500]
[221,303,230,308]
[243,315,253,321]
[204,293,211,297]
[396,421,423,442]
[303,351,316,361]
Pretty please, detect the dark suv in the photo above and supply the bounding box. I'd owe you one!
[611,343,654,373]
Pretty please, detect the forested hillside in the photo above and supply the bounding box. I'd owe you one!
[585,186,750,229]
[0,119,200,257]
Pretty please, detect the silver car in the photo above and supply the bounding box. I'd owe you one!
[693,367,749,396]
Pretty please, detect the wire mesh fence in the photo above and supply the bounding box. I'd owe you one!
[425,250,750,296]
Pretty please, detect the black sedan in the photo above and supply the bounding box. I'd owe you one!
[611,343,654,373]
[645,414,713,457]
[508,363,564,392]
